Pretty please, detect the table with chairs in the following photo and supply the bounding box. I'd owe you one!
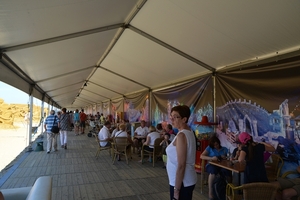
[200,159,246,194]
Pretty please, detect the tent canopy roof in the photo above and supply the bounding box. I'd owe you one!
[1,0,300,109]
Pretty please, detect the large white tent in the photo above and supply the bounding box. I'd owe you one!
[1,0,300,109]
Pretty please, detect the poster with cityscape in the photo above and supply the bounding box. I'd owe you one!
[216,98,300,175]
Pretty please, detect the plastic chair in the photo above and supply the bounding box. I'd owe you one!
[112,137,131,164]
[226,182,279,200]
[95,137,111,159]
[141,137,163,167]
[265,153,284,182]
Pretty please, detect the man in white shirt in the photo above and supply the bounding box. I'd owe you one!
[133,120,149,154]
[98,121,112,147]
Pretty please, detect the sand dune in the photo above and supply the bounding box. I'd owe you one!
[0,122,41,172]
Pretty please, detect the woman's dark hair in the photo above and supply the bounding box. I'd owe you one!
[209,135,221,149]
[245,136,254,161]
[171,105,190,123]
[156,123,162,130]
[167,124,173,130]
[104,121,111,126]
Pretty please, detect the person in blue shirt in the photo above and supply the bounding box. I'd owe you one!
[200,135,230,200]
[44,110,60,154]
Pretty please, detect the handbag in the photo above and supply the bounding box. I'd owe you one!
[51,116,60,134]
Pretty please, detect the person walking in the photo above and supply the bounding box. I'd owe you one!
[59,108,70,149]
[79,109,87,134]
[44,110,60,154]
[73,109,80,135]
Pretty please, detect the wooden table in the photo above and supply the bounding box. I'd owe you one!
[210,160,246,186]
[209,160,246,173]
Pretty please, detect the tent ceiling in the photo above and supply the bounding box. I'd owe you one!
[1,0,300,110]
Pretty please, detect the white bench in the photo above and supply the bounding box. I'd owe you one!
[0,176,52,200]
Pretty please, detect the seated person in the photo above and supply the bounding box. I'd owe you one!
[114,123,133,161]
[200,135,231,200]
[139,126,160,163]
[114,124,133,145]
[231,143,242,160]
[156,123,164,137]
[237,132,275,183]
[273,166,300,200]
[98,121,112,147]
[165,124,176,141]
[160,133,171,168]
[133,120,149,154]
[111,123,120,138]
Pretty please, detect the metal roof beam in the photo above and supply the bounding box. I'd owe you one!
[51,89,79,98]
[88,81,124,96]
[45,81,84,93]
[83,88,110,99]
[36,65,94,83]
[98,66,150,89]
[2,23,123,52]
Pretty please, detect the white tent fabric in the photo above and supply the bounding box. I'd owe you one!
[1,0,300,109]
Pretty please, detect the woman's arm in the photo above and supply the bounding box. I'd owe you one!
[261,142,275,152]
[160,140,164,146]
[200,149,218,161]
[174,132,187,199]
[238,150,246,162]
[143,135,150,146]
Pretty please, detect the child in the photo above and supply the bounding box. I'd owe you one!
[160,133,171,168]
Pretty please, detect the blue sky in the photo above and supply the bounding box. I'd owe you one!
[0,81,30,104]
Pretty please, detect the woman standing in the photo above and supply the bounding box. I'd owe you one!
[237,132,275,183]
[59,108,70,149]
[166,105,197,200]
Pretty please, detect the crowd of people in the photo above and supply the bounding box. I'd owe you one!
[43,106,300,200]
[44,109,107,153]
